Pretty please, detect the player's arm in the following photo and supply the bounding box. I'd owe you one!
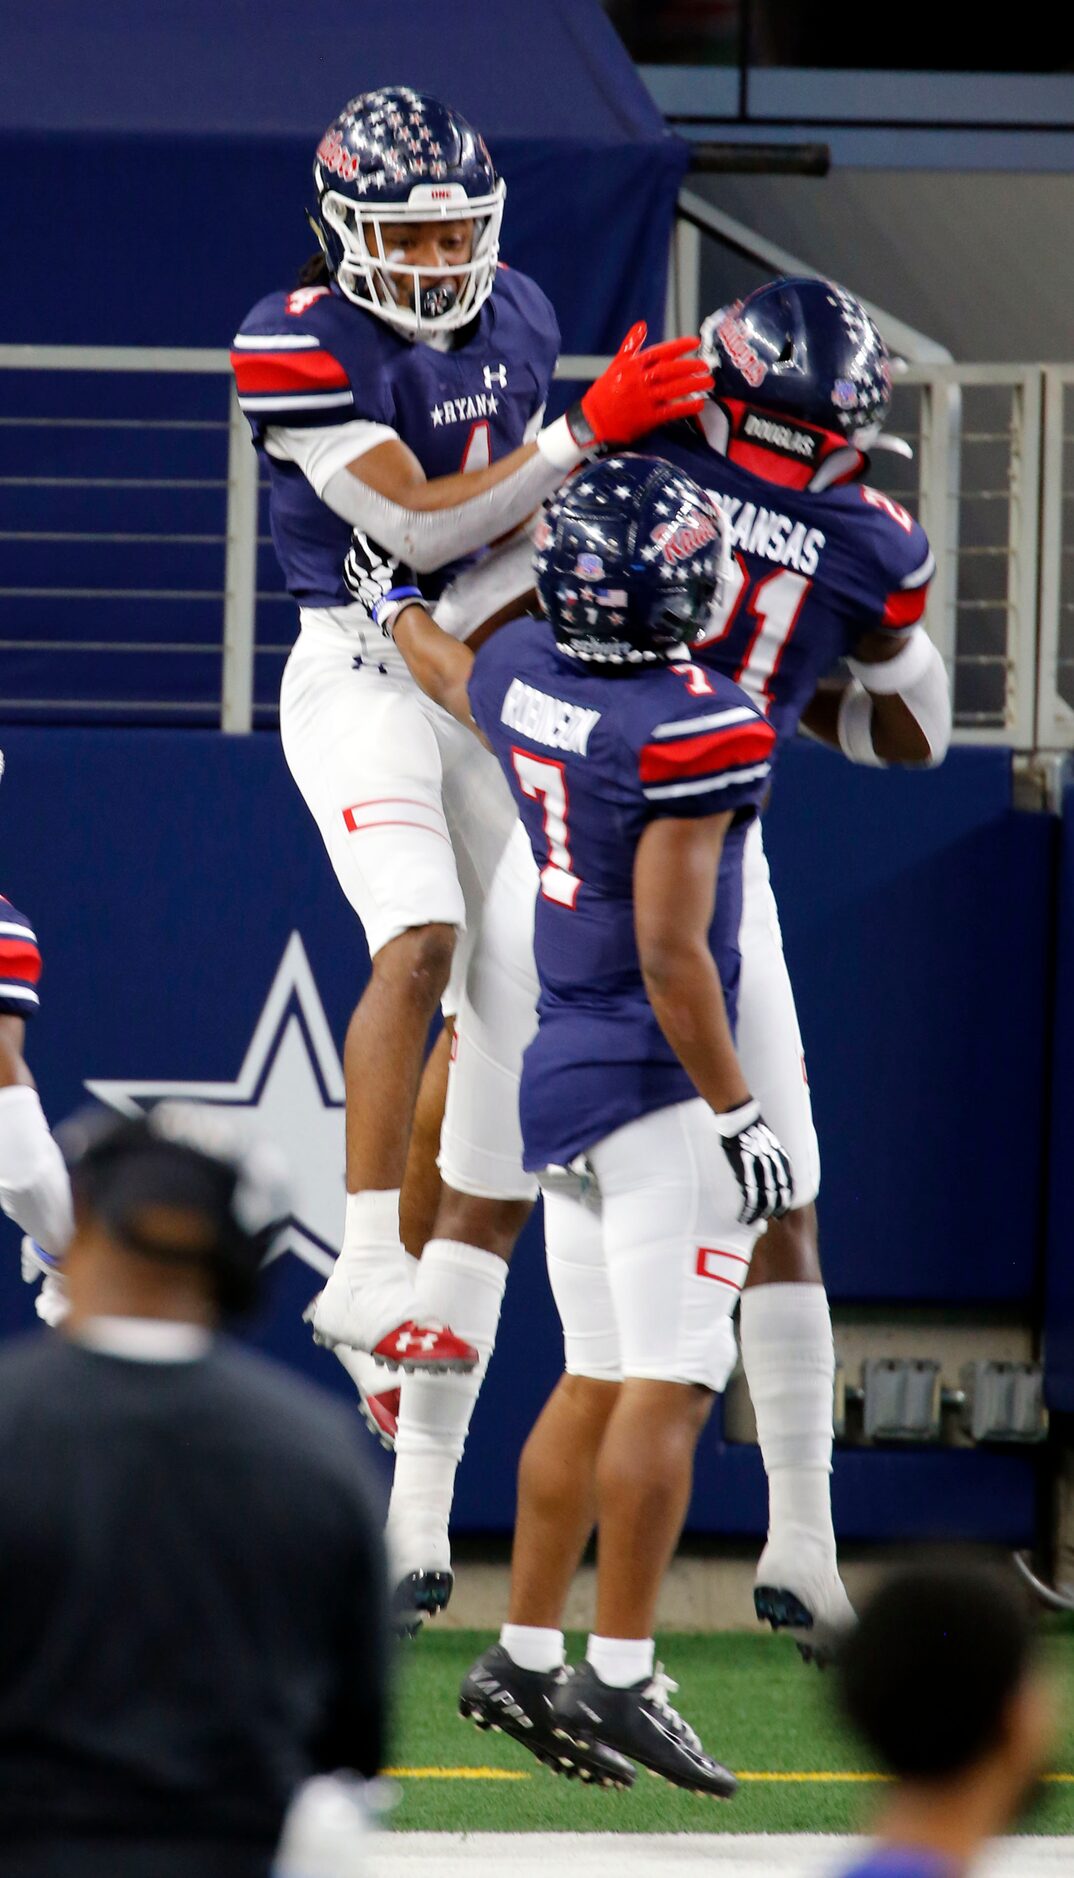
[800,624,951,766]
[320,325,712,571]
[634,814,791,1226]
[378,593,484,742]
[634,814,749,1114]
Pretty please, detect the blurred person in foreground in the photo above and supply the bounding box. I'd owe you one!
[836,1559,1056,1878]
[0,1102,389,1878]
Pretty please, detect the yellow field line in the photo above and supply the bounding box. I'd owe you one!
[385,1767,1074,1785]
[385,1767,530,1780]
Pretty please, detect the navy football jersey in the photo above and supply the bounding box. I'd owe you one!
[231,268,560,609]
[469,619,776,1170]
[645,421,935,754]
[0,897,41,1019]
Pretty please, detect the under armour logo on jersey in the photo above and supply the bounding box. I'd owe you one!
[483,363,508,389]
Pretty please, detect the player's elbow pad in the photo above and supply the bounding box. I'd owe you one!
[321,448,568,575]
[841,628,952,767]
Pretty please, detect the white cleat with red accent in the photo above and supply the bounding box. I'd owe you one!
[301,1316,402,1449]
[307,1259,478,1373]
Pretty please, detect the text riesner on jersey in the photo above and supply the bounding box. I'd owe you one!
[501,679,601,755]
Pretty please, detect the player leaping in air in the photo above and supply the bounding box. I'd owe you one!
[230,85,712,1602]
[374,456,792,1797]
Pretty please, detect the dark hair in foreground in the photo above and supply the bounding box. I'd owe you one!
[837,1558,1036,1782]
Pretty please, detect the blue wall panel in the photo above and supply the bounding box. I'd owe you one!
[1045,778,1074,1413]
[0,730,1046,1539]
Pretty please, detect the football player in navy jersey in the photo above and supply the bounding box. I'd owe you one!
[377,457,792,1797]
[0,760,73,1303]
[230,84,711,1612]
[626,276,951,1660]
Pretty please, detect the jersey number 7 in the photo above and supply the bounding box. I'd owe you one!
[511,749,581,909]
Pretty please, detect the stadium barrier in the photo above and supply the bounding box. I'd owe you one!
[0,344,1059,753]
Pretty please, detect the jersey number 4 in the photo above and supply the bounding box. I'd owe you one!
[511,749,581,909]
[696,557,811,705]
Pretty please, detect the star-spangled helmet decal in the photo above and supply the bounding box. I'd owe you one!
[534,455,730,666]
[309,87,506,337]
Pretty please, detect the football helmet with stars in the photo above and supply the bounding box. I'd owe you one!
[534,455,729,665]
[309,88,506,337]
[698,277,901,489]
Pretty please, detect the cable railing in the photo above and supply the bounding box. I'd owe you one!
[0,341,1061,752]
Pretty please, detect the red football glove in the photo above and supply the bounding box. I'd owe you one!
[570,322,713,449]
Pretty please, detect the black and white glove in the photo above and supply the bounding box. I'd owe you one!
[343,529,418,628]
[713,1099,793,1226]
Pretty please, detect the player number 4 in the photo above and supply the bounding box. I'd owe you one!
[511,749,582,909]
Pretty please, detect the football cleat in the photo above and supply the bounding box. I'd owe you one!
[550,1660,736,1800]
[754,1544,856,1667]
[459,1645,635,1789]
[393,1569,454,1640]
[308,1274,478,1373]
[302,1306,401,1449]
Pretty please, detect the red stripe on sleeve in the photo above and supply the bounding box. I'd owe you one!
[639,720,775,785]
[229,349,350,395]
[0,937,41,985]
[881,586,929,629]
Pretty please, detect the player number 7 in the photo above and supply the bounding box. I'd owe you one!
[511,749,581,909]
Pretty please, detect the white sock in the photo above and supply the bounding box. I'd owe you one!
[586,1634,654,1689]
[328,1188,413,1331]
[387,1239,508,1574]
[0,1085,74,1257]
[739,1281,836,1560]
[500,1624,565,1674]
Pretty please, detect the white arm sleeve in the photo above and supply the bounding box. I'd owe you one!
[0,1084,74,1257]
[840,626,952,767]
[320,448,571,573]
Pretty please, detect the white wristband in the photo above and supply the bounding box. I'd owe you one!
[846,625,933,695]
[711,1097,760,1138]
[535,413,588,476]
[837,681,886,767]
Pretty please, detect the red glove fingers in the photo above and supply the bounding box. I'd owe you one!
[579,330,713,447]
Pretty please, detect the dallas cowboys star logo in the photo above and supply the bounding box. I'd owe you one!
[84,934,345,1279]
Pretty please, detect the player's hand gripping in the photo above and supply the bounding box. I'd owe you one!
[565,323,713,452]
[713,1099,793,1226]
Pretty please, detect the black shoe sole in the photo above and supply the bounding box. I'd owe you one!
[393,1569,453,1639]
[552,1723,735,1800]
[459,1699,633,1789]
[754,1584,834,1667]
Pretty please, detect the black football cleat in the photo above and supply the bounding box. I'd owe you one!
[459,1644,635,1789]
[551,1659,737,1800]
[393,1568,453,1639]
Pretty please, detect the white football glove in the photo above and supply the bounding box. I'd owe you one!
[20,1236,69,1326]
[713,1100,793,1226]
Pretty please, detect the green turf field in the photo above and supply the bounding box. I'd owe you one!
[387,1627,1074,1835]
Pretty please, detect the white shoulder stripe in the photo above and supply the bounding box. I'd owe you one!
[238,390,354,412]
[650,706,757,740]
[231,332,322,351]
[0,920,36,943]
[900,549,935,590]
[643,761,770,801]
[0,983,39,1003]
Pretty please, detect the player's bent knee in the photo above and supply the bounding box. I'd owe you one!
[372,922,456,1005]
[746,1201,821,1286]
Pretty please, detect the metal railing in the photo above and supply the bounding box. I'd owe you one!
[0,340,1062,754]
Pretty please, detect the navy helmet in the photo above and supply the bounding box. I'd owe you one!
[310,88,505,336]
[699,277,894,485]
[534,456,727,666]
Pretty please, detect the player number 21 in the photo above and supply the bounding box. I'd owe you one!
[511,749,581,909]
[695,558,811,705]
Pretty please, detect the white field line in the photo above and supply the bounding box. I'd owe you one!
[373,1832,1074,1878]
